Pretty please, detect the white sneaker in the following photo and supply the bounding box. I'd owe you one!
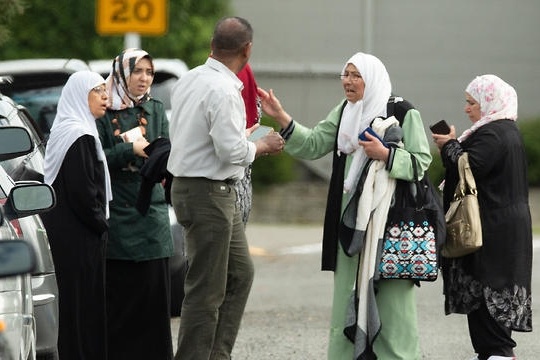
[487,356,516,360]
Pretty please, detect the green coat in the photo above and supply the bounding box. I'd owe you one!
[97,99,173,261]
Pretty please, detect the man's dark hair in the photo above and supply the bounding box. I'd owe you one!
[212,16,253,55]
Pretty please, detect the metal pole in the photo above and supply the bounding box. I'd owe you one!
[124,32,141,49]
[363,0,374,53]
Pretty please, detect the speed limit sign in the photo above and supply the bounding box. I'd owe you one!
[96,0,168,35]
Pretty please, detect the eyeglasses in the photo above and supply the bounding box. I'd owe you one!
[339,72,362,82]
[92,86,108,96]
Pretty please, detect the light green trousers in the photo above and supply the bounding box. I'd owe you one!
[327,244,421,360]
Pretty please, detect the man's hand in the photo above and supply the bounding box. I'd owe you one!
[255,131,285,158]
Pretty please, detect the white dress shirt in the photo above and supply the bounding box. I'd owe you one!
[167,57,256,180]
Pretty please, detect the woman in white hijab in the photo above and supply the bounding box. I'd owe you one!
[42,70,112,360]
[259,52,431,359]
[433,75,532,360]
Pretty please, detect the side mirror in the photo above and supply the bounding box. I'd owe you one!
[0,126,34,161]
[0,240,36,277]
[4,182,56,220]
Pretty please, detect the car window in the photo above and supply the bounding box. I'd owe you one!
[0,111,44,182]
[11,86,62,140]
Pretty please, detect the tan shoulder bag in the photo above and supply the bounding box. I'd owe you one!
[442,153,483,258]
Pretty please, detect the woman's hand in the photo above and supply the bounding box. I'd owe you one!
[359,131,390,162]
[133,137,150,158]
[257,87,292,128]
[432,125,457,150]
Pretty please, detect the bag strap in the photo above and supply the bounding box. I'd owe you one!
[409,153,428,210]
[455,153,477,199]
[411,153,419,181]
[387,96,415,126]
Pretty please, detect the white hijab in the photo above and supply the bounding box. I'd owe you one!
[337,52,392,192]
[44,70,113,218]
[458,74,518,142]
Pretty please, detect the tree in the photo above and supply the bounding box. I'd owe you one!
[0,0,230,68]
[0,0,27,46]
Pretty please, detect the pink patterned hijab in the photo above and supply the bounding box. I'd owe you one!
[458,74,518,142]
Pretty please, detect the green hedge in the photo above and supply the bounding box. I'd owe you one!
[520,118,540,186]
[426,151,445,187]
[251,118,297,190]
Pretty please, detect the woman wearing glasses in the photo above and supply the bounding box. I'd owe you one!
[96,48,174,360]
[42,70,112,359]
[260,52,431,359]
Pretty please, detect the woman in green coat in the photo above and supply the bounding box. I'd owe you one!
[260,52,431,359]
[97,48,174,360]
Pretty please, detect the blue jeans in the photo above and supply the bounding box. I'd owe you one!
[171,177,254,360]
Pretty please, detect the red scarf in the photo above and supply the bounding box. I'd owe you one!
[237,63,260,128]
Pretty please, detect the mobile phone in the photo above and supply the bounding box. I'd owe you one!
[429,120,451,135]
[359,127,388,148]
[248,125,273,141]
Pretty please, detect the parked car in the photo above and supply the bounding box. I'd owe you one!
[0,126,56,360]
[0,240,37,360]
[0,84,59,359]
[0,58,91,141]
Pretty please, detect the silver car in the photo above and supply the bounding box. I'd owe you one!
[0,240,38,360]
[0,86,59,360]
[0,126,56,360]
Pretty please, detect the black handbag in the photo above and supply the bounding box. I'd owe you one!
[378,155,445,281]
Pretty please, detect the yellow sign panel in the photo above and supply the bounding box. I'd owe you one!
[96,0,168,35]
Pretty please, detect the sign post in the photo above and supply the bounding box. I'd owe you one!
[96,0,168,36]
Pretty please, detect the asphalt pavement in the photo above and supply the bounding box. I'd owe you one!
[171,224,540,360]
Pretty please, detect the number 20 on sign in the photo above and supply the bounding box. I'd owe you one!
[96,0,168,35]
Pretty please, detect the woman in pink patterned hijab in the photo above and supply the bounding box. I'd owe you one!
[459,74,518,142]
[433,74,532,360]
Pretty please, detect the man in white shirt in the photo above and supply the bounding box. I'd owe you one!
[167,16,284,360]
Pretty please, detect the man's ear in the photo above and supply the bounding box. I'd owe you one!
[243,42,252,59]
